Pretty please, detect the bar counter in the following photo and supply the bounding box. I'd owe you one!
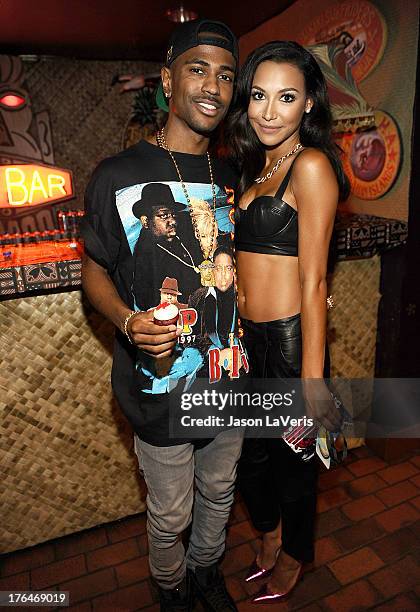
[0,214,407,553]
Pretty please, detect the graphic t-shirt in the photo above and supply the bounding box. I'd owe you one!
[82,139,247,445]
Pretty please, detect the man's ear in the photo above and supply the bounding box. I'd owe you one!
[161,66,172,100]
[140,215,149,228]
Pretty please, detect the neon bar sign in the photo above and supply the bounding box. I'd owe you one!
[0,164,74,208]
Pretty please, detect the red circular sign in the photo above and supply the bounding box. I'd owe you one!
[335,110,401,200]
[299,0,387,82]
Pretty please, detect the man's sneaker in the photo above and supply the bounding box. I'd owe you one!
[189,563,237,611]
[157,575,192,612]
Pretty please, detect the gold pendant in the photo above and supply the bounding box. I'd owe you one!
[199,259,215,286]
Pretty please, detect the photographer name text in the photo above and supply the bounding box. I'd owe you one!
[180,415,314,428]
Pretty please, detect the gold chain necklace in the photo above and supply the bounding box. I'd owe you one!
[255,142,303,184]
[156,238,199,273]
[156,128,217,286]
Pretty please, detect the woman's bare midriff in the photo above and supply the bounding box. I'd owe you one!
[236,250,301,322]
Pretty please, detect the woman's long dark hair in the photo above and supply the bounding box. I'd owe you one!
[227,41,350,201]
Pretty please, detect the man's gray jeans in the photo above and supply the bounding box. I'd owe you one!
[134,428,244,589]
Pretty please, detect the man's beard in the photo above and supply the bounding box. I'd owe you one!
[181,104,226,136]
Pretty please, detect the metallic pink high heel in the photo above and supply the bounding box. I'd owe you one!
[251,565,303,603]
[244,559,274,583]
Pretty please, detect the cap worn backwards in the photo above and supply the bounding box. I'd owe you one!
[156,18,238,112]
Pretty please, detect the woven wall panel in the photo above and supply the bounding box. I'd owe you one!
[0,292,145,554]
[328,256,381,378]
[328,256,381,447]
[23,57,160,211]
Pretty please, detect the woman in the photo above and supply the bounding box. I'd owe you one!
[227,41,349,602]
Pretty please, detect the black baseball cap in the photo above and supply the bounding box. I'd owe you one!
[156,18,238,112]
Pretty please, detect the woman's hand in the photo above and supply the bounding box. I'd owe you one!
[302,378,342,431]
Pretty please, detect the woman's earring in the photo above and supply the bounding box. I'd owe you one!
[165,90,172,99]
[305,107,311,114]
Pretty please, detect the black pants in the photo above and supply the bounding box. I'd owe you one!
[238,314,329,564]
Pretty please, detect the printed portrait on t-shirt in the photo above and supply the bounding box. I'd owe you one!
[115,180,247,392]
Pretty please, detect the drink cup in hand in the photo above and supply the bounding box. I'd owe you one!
[153,302,179,327]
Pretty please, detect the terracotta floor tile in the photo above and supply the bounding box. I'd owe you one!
[376,480,418,507]
[371,592,420,611]
[55,528,108,560]
[107,514,147,543]
[315,508,351,538]
[313,536,343,566]
[328,547,383,585]
[318,466,354,491]
[298,604,323,612]
[67,602,92,612]
[86,538,139,572]
[371,528,419,563]
[322,578,380,612]
[0,543,55,577]
[317,486,352,512]
[136,534,149,557]
[375,502,419,533]
[60,568,117,605]
[368,555,420,599]
[378,461,418,485]
[283,566,340,609]
[333,517,385,552]
[31,555,87,590]
[351,445,374,460]
[115,556,150,588]
[220,542,255,576]
[409,519,420,539]
[347,457,387,478]
[226,520,259,548]
[411,495,420,511]
[410,455,420,469]
[92,581,153,611]
[342,495,386,521]
[345,473,387,498]
[225,573,248,602]
[0,571,30,590]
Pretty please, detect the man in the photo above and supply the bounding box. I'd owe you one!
[213,247,235,294]
[132,182,197,310]
[132,183,182,243]
[189,246,235,345]
[81,19,243,612]
[159,277,188,310]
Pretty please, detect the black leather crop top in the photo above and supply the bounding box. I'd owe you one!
[234,154,301,256]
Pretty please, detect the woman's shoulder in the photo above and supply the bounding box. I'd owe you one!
[290,147,339,207]
[292,147,336,183]
[291,147,337,191]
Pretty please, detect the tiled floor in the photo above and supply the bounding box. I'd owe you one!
[1,446,419,611]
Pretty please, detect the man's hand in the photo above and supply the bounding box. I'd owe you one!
[302,378,342,432]
[127,310,180,358]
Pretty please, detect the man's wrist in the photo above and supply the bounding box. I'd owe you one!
[122,310,137,343]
